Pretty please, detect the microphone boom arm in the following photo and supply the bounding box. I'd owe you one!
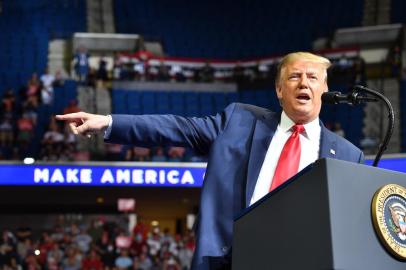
[353,85,395,167]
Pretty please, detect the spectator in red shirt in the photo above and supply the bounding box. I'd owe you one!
[26,73,41,107]
[130,232,147,257]
[63,100,80,115]
[82,249,103,270]
[1,89,16,114]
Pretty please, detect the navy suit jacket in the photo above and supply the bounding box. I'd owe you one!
[106,103,364,270]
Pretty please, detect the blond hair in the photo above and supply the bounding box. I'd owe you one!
[276,52,331,85]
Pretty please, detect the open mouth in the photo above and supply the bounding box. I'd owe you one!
[296,93,311,101]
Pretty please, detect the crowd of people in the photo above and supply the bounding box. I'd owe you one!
[0,70,90,162]
[0,68,353,162]
[112,58,275,86]
[0,70,65,160]
[39,116,81,162]
[0,67,210,162]
[104,122,346,162]
[0,217,195,270]
[0,46,373,162]
[103,146,205,163]
[72,47,369,89]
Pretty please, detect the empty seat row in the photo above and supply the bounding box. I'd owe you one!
[111,87,364,147]
[112,89,278,116]
[114,0,363,59]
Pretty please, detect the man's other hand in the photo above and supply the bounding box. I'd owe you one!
[55,112,110,136]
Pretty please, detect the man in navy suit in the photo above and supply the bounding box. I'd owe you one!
[57,52,364,270]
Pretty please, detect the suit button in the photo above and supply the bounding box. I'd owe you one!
[222,246,228,253]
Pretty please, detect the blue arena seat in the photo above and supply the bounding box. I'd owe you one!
[112,90,128,114]
[391,0,406,24]
[226,92,239,105]
[199,93,216,116]
[156,91,171,114]
[212,92,228,112]
[168,92,185,115]
[125,91,141,115]
[114,0,362,59]
[108,85,365,149]
[240,91,256,105]
[141,92,157,114]
[184,92,200,116]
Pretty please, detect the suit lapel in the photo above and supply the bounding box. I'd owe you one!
[319,122,337,159]
[245,111,280,207]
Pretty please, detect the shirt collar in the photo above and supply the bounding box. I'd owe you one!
[279,111,321,140]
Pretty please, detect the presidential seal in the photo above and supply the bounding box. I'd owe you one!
[372,184,406,260]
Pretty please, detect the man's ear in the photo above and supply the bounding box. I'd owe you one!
[275,84,283,100]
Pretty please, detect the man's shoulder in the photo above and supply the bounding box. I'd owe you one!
[227,102,277,119]
[323,126,362,153]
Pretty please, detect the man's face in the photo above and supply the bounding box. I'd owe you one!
[276,60,328,124]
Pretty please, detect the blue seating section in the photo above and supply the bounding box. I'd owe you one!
[0,0,86,38]
[112,87,364,148]
[0,2,83,159]
[391,0,406,23]
[51,80,79,114]
[0,32,49,92]
[114,0,363,59]
[0,0,86,92]
[112,89,280,117]
[400,80,406,152]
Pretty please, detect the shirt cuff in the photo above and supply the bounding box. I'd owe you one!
[103,115,113,139]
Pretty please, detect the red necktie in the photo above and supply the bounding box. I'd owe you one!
[269,124,305,191]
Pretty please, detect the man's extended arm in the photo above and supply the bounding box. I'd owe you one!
[56,103,237,156]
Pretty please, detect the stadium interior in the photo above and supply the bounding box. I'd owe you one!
[0,0,405,269]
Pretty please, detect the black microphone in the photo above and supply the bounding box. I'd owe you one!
[322,91,378,105]
[323,85,394,167]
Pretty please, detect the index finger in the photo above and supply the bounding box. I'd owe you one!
[55,112,86,121]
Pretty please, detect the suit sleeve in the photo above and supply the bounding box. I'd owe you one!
[105,103,237,155]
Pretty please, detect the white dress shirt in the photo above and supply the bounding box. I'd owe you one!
[249,111,321,205]
[104,115,113,139]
